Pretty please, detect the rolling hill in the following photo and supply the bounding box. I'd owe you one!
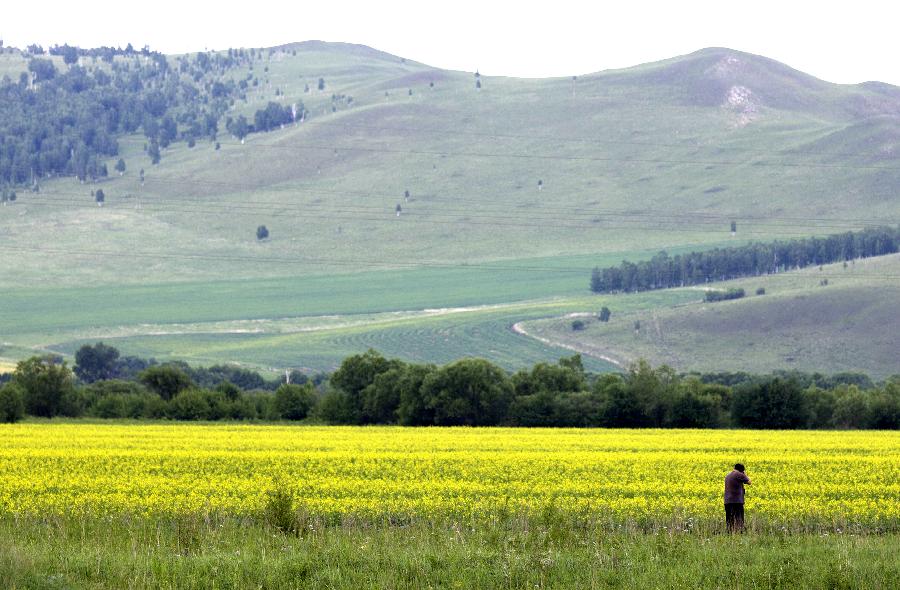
[1,42,898,373]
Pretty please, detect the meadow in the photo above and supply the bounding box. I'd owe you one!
[1,422,898,588]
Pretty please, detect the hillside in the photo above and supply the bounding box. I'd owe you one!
[1,42,899,372]
[520,254,900,378]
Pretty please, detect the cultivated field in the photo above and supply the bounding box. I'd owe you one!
[2,423,898,588]
[2,423,897,527]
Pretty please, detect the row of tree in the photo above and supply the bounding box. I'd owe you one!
[1,346,896,429]
[590,226,900,293]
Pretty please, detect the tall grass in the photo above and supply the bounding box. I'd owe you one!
[1,514,897,589]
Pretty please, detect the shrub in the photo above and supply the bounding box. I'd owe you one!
[0,383,25,423]
[705,288,745,302]
[571,319,586,331]
[263,482,297,534]
[756,287,766,295]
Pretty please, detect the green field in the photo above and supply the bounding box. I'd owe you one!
[3,516,897,589]
[2,43,899,372]
[523,254,900,378]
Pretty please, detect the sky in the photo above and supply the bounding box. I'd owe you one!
[3,1,900,84]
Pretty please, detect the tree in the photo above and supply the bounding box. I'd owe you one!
[148,140,161,165]
[13,356,75,417]
[420,358,513,426]
[598,382,648,427]
[74,342,120,383]
[329,349,400,423]
[731,378,808,428]
[0,383,25,423]
[59,44,79,65]
[115,158,126,175]
[95,188,105,206]
[599,307,611,322]
[397,365,437,426]
[28,58,57,82]
[274,383,317,420]
[139,365,193,400]
[230,115,249,142]
[256,225,269,240]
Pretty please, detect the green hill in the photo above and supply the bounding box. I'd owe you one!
[1,43,898,372]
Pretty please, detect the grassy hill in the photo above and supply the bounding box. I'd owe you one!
[520,254,900,378]
[1,43,898,373]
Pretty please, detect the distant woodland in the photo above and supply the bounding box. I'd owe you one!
[591,226,900,293]
[0,44,301,187]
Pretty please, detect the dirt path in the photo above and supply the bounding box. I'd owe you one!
[511,321,626,369]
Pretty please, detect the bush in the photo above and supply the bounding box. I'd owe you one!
[705,288,745,302]
[0,383,25,423]
[756,287,766,295]
[571,320,586,331]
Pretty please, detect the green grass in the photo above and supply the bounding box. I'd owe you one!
[0,247,702,372]
[1,516,897,589]
[523,254,900,378]
[3,43,900,372]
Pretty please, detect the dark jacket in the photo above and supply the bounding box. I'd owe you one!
[724,470,750,503]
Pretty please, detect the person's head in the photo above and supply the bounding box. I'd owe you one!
[734,463,746,473]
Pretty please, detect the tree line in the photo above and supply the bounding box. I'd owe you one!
[0,345,896,429]
[590,226,900,293]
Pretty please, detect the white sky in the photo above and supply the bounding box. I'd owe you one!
[3,0,900,84]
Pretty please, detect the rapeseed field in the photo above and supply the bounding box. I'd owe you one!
[1,424,896,527]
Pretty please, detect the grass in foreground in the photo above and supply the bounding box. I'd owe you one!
[1,516,897,589]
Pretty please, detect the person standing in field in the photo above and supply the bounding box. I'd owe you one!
[724,463,751,532]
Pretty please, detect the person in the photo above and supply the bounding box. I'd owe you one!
[724,463,751,532]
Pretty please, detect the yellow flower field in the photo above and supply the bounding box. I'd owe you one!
[0,424,897,525]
